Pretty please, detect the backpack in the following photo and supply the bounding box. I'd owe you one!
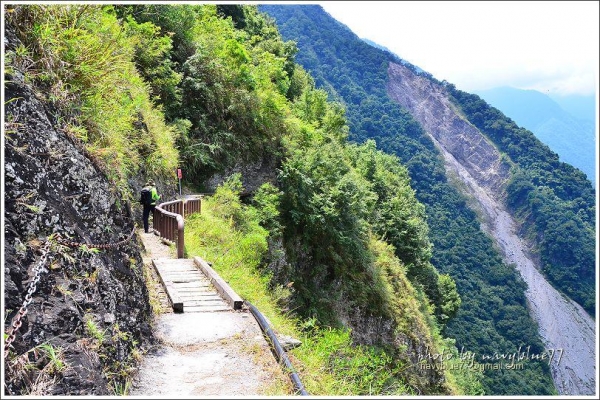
[140,187,152,205]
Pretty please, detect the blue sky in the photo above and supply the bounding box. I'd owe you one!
[320,1,598,97]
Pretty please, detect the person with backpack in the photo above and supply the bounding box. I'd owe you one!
[140,180,160,233]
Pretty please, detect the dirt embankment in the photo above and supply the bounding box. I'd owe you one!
[386,61,596,395]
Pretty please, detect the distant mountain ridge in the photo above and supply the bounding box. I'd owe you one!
[549,93,596,122]
[474,86,596,186]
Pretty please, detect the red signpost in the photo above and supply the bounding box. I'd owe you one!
[177,168,182,195]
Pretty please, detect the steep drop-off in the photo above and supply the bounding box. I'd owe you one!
[259,4,564,394]
[386,61,596,395]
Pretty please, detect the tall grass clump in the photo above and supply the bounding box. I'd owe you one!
[5,4,178,193]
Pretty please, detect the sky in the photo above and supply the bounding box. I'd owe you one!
[319,1,599,97]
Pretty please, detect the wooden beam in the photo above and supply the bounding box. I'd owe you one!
[193,256,243,310]
[152,259,184,313]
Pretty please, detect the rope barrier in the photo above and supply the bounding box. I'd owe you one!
[54,224,136,249]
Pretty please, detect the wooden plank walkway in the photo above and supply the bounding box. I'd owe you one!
[152,258,230,313]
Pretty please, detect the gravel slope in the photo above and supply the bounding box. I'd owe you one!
[437,137,596,395]
[387,60,596,395]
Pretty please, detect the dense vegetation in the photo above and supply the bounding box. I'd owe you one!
[5,5,179,195]
[5,3,483,395]
[112,4,297,183]
[185,176,480,395]
[446,85,596,314]
[260,4,559,395]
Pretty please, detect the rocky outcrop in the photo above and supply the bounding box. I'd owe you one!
[387,62,510,198]
[4,67,153,395]
[204,155,280,196]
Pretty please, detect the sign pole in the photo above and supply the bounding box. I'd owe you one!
[177,168,182,196]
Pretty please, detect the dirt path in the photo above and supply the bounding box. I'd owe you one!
[130,230,291,396]
[438,144,596,395]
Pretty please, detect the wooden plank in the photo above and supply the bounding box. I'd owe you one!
[154,263,196,268]
[193,257,243,310]
[179,292,224,301]
[153,258,241,313]
[175,290,214,295]
[158,268,204,274]
[159,273,204,279]
[184,305,231,313]
[160,273,204,278]
[172,285,212,291]
[176,292,220,298]
[154,262,195,269]
[182,301,226,306]
[172,278,210,283]
[156,264,196,269]
[177,292,223,298]
[153,269,197,276]
[158,269,204,274]
[162,277,205,283]
[153,259,184,313]
[181,298,225,304]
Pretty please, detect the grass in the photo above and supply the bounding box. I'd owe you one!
[141,259,168,314]
[37,343,67,374]
[5,5,179,196]
[84,315,106,346]
[112,378,131,396]
[183,179,446,395]
[4,342,68,395]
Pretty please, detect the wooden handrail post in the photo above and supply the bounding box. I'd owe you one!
[176,214,184,258]
[153,195,203,259]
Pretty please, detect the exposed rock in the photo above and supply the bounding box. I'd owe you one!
[4,64,154,395]
[387,62,511,198]
[386,60,596,395]
[278,334,302,351]
[204,155,279,196]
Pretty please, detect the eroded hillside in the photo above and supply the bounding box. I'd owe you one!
[386,61,596,395]
[387,63,511,196]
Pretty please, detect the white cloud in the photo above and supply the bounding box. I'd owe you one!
[320,1,599,96]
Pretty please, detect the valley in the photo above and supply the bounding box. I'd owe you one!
[387,61,596,395]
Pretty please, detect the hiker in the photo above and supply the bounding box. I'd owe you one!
[140,180,160,233]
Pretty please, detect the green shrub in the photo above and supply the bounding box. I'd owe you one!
[6,5,179,194]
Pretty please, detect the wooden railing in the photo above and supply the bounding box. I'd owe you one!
[153,195,203,258]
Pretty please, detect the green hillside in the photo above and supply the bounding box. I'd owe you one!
[4,3,487,395]
[260,4,561,395]
[447,85,595,314]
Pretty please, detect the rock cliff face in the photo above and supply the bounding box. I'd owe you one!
[387,62,511,198]
[204,155,279,196]
[4,64,153,395]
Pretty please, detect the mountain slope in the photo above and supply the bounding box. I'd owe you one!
[259,4,595,396]
[4,4,472,395]
[387,62,596,395]
[474,86,596,185]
